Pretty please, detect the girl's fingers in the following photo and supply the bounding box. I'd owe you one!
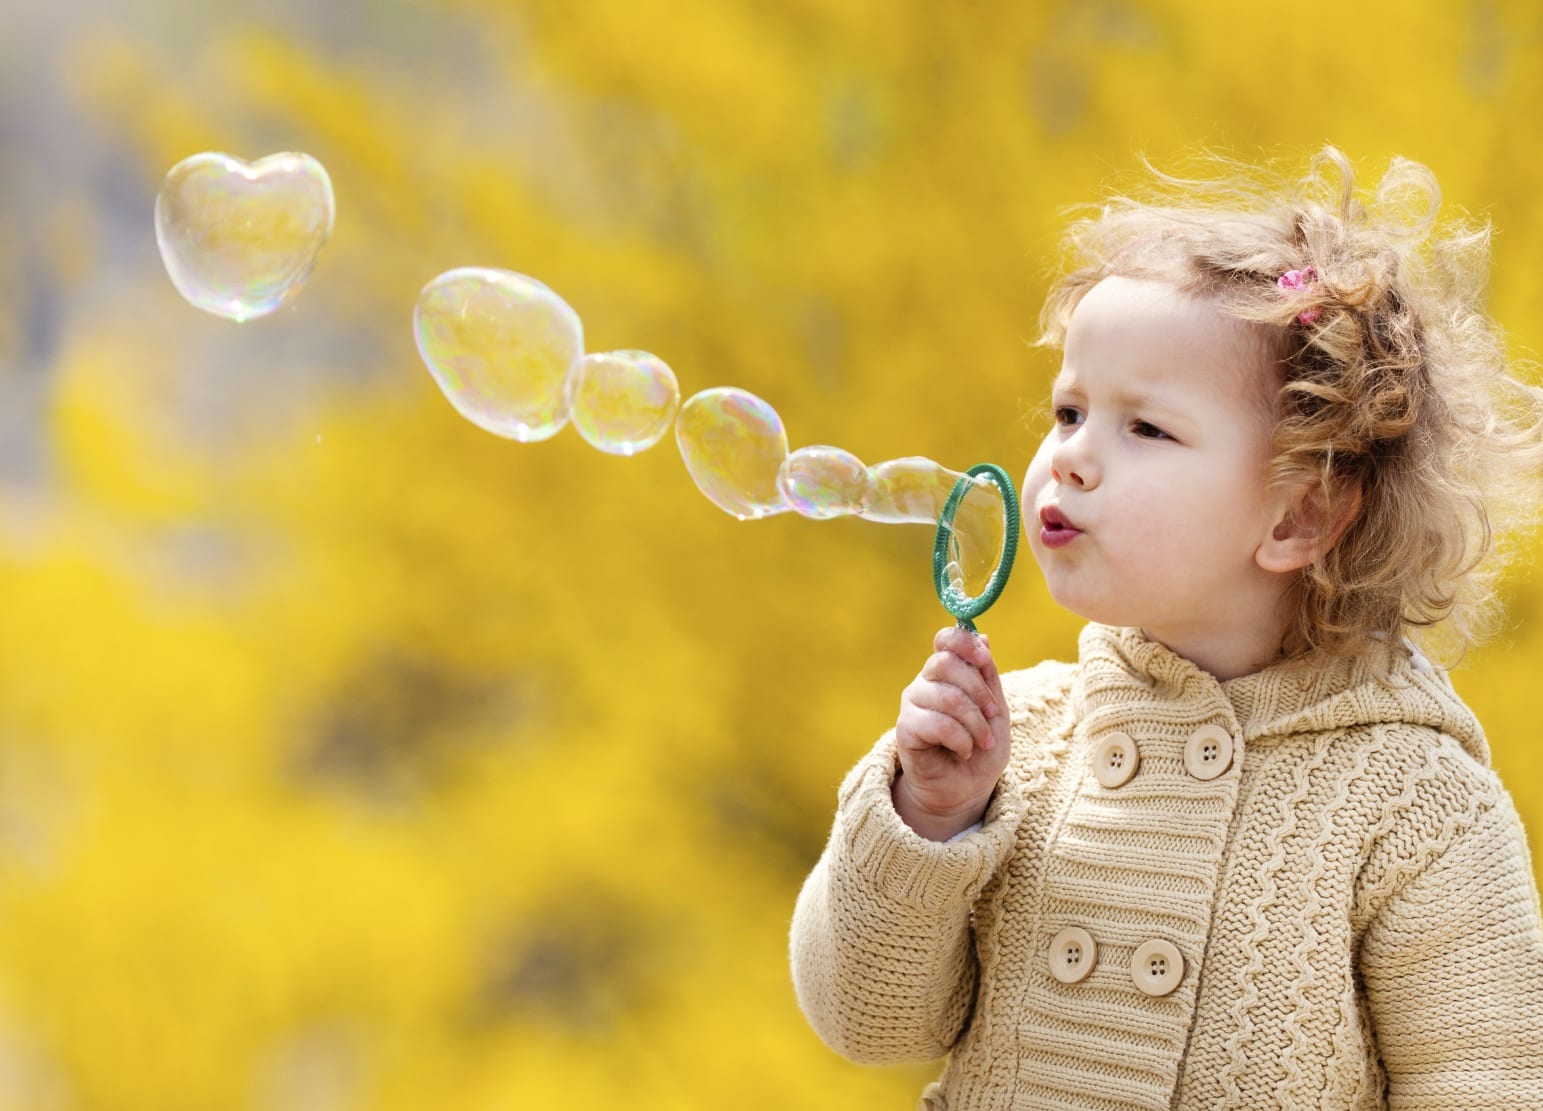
[920,651,1000,720]
[933,626,994,670]
[898,705,976,760]
[904,679,993,751]
[982,652,1007,704]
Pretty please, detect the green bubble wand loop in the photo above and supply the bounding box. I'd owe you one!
[933,463,1021,634]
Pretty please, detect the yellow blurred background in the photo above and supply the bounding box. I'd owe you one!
[1,1,1540,1107]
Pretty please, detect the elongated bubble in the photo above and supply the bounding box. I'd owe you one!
[777,446,869,519]
[413,267,582,442]
[567,350,679,455]
[860,457,958,525]
[862,456,1005,598]
[155,151,335,322]
[675,388,791,519]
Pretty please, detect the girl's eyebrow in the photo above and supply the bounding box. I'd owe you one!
[1052,374,1186,417]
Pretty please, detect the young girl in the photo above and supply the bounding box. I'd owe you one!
[790,148,1543,1109]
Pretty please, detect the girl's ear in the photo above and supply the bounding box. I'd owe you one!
[1255,481,1362,574]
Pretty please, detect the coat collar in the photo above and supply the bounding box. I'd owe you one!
[1073,624,1488,764]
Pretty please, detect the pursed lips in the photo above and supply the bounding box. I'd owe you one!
[1038,505,1082,548]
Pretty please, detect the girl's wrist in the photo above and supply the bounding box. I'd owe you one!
[891,771,991,842]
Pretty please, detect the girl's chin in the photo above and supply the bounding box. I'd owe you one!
[1041,589,1136,628]
[1031,558,1152,627]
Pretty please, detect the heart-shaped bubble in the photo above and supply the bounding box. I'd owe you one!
[566,350,680,456]
[676,387,791,519]
[414,268,584,442]
[154,151,335,322]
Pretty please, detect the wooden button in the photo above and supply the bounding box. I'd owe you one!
[1048,927,1097,984]
[1131,939,1184,996]
[1091,732,1139,788]
[1184,724,1234,780]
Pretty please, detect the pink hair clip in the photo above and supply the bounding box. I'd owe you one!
[1278,267,1322,325]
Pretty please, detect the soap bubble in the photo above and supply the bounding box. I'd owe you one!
[414,268,582,442]
[675,388,791,520]
[566,350,680,456]
[859,456,1005,596]
[860,457,957,525]
[154,151,334,322]
[934,469,1008,601]
[777,446,869,519]
[943,559,967,592]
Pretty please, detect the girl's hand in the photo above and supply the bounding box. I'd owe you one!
[892,626,1011,841]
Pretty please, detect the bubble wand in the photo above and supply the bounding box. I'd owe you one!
[932,463,1020,633]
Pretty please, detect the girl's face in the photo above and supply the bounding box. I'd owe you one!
[1023,276,1292,672]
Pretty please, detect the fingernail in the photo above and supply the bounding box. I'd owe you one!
[984,700,998,719]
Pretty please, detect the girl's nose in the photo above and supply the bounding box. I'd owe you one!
[1050,436,1097,489]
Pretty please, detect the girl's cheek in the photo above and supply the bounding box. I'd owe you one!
[1024,436,1056,492]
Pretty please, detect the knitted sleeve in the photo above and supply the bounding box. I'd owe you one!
[789,730,1029,1064]
[1360,782,1543,1107]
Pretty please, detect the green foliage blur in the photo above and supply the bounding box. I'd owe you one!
[0,1,1540,1106]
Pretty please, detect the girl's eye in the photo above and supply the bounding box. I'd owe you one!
[1132,420,1171,440]
[1053,406,1083,428]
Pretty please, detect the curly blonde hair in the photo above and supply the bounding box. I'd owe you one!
[1037,147,1543,665]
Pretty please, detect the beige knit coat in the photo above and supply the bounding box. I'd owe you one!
[790,624,1543,1109]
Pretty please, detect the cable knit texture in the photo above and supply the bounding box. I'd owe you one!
[790,624,1543,1109]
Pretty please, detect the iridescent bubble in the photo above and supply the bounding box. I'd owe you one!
[675,388,791,520]
[566,350,680,456]
[862,457,1006,597]
[154,151,335,322]
[860,456,958,525]
[939,470,1008,600]
[413,267,582,442]
[777,446,870,519]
